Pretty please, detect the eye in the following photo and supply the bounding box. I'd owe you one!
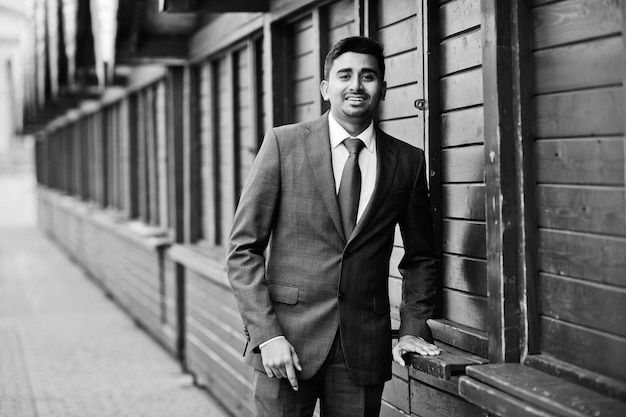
[339,74,350,80]
[361,74,375,81]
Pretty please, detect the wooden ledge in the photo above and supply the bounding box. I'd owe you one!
[405,341,487,380]
[168,243,229,288]
[459,364,626,417]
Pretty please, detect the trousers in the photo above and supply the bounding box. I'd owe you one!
[252,331,385,417]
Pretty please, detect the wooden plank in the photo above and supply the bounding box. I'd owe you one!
[377,0,417,29]
[293,51,315,81]
[440,28,482,76]
[459,375,560,417]
[441,106,484,147]
[537,229,626,287]
[534,36,622,95]
[540,272,626,337]
[293,76,317,105]
[534,87,623,138]
[623,0,626,239]
[379,400,407,417]
[292,15,314,56]
[378,83,421,120]
[440,68,483,111]
[481,0,522,362]
[439,0,481,39]
[524,354,626,401]
[441,145,484,183]
[536,185,625,236]
[442,254,487,296]
[542,316,626,383]
[410,378,483,417]
[532,0,621,50]
[442,288,488,331]
[429,319,488,358]
[378,16,418,57]
[384,50,420,89]
[442,219,486,258]
[186,336,253,416]
[466,363,626,417]
[382,375,410,413]
[442,184,485,220]
[406,341,487,380]
[167,68,185,243]
[378,118,423,148]
[535,137,625,186]
[326,0,354,29]
[145,86,158,224]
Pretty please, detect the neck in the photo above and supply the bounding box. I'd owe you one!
[331,112,372,137]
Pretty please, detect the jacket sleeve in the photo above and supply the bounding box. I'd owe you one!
[397,148,439,342]
[226,128,283,352]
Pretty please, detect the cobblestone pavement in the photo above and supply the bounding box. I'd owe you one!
[0,173,232,417]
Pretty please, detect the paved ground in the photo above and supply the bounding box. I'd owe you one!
[0,172,232,417]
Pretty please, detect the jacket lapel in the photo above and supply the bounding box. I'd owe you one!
[303,114,347,242]
[350,127,398,242]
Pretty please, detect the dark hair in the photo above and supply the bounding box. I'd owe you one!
[323,36,385,80]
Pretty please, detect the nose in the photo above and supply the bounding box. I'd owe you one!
[349,76,362,91]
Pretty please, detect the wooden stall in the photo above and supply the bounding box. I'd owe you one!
[30,0,626,416]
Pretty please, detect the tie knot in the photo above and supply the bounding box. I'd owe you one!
[343,138,365,155]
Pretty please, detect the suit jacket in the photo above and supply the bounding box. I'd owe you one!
[226,113,438,386]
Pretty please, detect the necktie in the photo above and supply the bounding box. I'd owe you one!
[338,138,365,239]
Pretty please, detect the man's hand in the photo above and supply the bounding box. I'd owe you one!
[392,335,441,366]
[260,338,302,391]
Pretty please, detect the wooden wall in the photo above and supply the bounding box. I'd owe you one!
[32,0,626,416]
[531,0,626,385]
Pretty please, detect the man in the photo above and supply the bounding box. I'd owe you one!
[227,36,440,417]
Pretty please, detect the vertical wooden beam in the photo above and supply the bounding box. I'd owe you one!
[313,6,330,115]
[137,92,148,220]
[128,95,140,219]
[425,0,443,316]
[312,8,326,116]
[120,98,133,217]
[355,0,365,37]
[146,86,158,223]
[231,50,242,208]
[511,0,539,360]
[623,0,626,238]
[205,61,219,244]
[101,110,109,207]
[247,38,261,149]
[267,18,288,126]
[481,0,521,363]
[263,16,275,130]
[182,65,202,243]
[168,67,186,243]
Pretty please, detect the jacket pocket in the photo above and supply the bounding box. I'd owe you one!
[268,282,299,305]
[373,295,390,314]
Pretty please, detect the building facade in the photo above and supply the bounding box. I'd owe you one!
[24,0,626,416]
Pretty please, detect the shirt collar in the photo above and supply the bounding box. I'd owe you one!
[328,113,375,153]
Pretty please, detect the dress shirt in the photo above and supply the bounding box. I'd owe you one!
[328,113,377,222]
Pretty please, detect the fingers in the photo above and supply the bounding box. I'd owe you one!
[393,335,442,366]
[392,345,406,366]
[260,339,301,391]
[285,361,299,391]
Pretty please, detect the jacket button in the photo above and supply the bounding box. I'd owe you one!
[338,293,346,301]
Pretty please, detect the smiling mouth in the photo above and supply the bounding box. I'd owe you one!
[346,96,367,102]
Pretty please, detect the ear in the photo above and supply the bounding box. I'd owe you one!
[381,80,387,101]
[320,80,330,101]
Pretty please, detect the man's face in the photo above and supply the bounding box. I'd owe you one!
[320,52,386,127]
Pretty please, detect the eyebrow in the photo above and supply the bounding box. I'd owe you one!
[335,67,379,75]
